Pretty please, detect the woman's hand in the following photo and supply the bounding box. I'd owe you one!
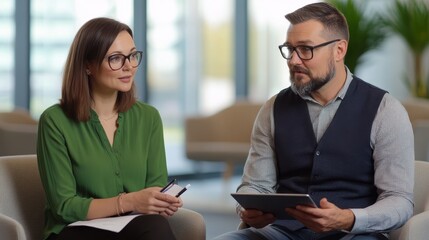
[160,197,183,217]
[124,187,182,215]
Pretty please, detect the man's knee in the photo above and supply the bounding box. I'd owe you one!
[349,233,388,240]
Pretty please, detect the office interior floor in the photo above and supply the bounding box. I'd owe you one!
[166,142,244,239]
[180,175,242,239]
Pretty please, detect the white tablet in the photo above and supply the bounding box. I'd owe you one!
[231,193,317,219]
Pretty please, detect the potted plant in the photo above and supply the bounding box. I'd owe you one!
[328,0,386,73]
[382,0,429,98]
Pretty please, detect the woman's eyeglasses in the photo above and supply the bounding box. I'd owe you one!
[107,51,143,71]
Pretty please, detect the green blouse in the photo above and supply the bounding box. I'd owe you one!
[37,102,168,239]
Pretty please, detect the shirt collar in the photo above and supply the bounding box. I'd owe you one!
[338,66,353,100]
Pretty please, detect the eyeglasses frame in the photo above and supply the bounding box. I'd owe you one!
[278,39,341,61]
[106,51,143,71]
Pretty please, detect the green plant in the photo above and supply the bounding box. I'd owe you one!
[382,0,429,98]
[328,0,386,73]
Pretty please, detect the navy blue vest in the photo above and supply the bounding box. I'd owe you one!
[274,77,386,209]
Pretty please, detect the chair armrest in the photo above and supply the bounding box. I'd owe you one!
[185,116,218,142]
[168,208,206,240]
[186,142,250,161]
[237,221,249,230]
[390,211,429,240]
[0,213,26,240]
[0,124,37,155]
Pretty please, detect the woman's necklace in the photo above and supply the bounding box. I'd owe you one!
[99,112,118,121]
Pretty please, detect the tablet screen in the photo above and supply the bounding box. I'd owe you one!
[231,193,317,219]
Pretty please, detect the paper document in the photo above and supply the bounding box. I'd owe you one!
[68,214,141,233]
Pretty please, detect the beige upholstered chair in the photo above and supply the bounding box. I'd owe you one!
[412,120,429,162]
[0,155,206,240]
[389,160,429,240]
[401,99,429,161]
[401,99,429,125]
[185,101,262,180]
[0,110,38,156]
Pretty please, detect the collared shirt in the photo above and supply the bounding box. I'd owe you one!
[37,102,168,239]
[237,68,414,233]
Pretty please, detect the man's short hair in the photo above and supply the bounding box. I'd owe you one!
[285,2,349,41]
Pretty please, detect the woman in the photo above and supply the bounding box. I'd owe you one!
[37,17,181,240]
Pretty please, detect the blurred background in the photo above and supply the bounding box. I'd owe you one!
[1,0,428,238]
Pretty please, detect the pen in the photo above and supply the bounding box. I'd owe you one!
[160,179,176,193]
[175,184,191,197]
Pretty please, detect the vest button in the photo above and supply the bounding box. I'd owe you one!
[315,151,320,156]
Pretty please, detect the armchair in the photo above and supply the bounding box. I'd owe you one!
[412,120,429,161]
[389,160,429,240]
[0,110,38,156]
[0,154,206,240]
[185,101,262,180]
[401,99,429,125]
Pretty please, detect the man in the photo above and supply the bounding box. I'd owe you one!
[214,2,414,240]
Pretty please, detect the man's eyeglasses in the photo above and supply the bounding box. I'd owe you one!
[107,51,143,71]
[278,39,340,61]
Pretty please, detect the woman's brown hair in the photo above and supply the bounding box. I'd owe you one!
[60,17,137,122]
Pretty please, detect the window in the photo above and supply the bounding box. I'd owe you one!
[30,0,133,117]
[199,0,234,114]
[248,0,318,101]
[147,0,183,125]
[0,0,14,111]
[147,0,234,175]
[10,0,319,176]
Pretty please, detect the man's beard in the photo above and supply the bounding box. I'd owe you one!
[289,59,336,96]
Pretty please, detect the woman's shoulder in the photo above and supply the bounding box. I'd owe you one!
[128,101,160,116]
[40,104,67,121]
[38,104,76,132]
